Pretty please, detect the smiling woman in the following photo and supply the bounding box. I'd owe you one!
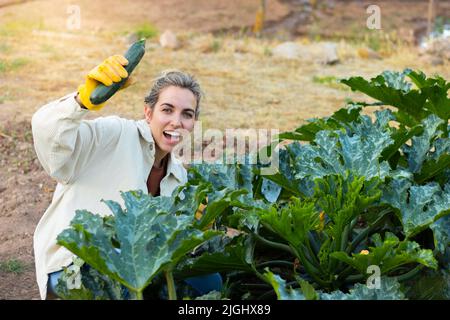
[30,51,220,299]
[143,71,203,168]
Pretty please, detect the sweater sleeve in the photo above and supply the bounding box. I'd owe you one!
[31,92,121,184]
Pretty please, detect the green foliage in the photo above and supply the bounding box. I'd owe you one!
[331,232,437,275]
[0,259,26,274]
[133,23,158,39]
[56,69,449,300]
[0,57,29,73]
[312,75,348,91]
[57,190,219,299]
[319,276,406,300]
[382,179,450,241]
[340,69,449,130]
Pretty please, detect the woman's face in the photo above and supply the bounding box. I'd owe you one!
[144,86,197,154]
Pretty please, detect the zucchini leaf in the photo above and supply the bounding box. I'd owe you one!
[57,190,219,294]
[320,277,406,300]
[263,270,306,300]
[403,269,450,299]
[331,232,437,275]
[290,115,393,181]
[340,69,450,127]
[382,179,450,240]
[257,198,320,249]
[278,104,362,142]
[314,175,382,239]
[264,270,406,300]
[55,257,126,300]
[176,235,254,278]
[403,114,444,174]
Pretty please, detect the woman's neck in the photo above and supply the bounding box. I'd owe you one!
[154,145,169,169]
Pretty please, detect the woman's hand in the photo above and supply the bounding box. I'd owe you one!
[77,55,132,111]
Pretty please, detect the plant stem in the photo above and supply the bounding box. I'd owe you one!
[300,242,323,274]
[347,209,391,254]
[257,289,277,300]
[395,265,424,282]
[242,283,272,288]
[253,233,295,256]
[291,246,329,288]
[257,260,295,269]
[336,224,351,271]
[165,269,177,300]
[345,274,365,283]
[308,232,320,255]
[136,290,143,300]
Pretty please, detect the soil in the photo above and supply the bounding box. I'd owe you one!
[0,0,448,300]
[0,120,53,299]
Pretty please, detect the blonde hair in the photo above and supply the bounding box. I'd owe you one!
[144,69,203,119]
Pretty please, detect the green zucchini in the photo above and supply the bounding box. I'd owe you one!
[90,39,146,105]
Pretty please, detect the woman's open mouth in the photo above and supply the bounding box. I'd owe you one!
[163,130,181,145]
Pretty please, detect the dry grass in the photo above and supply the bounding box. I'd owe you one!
[0,2,448,133]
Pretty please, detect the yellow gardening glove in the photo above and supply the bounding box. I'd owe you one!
[77,55,133,111]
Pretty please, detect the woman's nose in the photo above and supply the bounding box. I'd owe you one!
[170,114,182,128]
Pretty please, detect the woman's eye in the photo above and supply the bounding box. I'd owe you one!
[184,113,193,119]
[163,108,171,113]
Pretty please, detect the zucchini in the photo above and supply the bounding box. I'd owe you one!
[90,39,146,105]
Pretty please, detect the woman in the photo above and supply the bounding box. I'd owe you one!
[31,55,221,299]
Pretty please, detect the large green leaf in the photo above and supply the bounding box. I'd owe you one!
[261,177,282,203]
[409,117,450,183]
[176,235,254,278]
[188,161,255,198]
[381,124,424,165]
[341,69,450,127]
[331,232,437,275]
[263,270,306,300]
[290,121,393,181]
[196,188,248,229]
[320,277,406,300]
[57,191,219,294]
[278,105,362,142]
[314,175,382,239]
[404,269,450,299]
[55,257,126,300]
[403,115,444,174]
[262,148,308,197]
[407,70,450,123]
[257,197,320,249]
[382,179,450,239]
[186,161,268,227]
[430,184,450,254]
[264,270,406,300]
[265,111,394,198]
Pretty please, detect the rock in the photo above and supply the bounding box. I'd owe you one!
[159,30,179,49]
[420,37,450,61]
[319,42,339,65]
[430,56,444,66]
[272,41,340,64]
[272,42,302,60]
[419,55,445,66]
[357,47,382,59]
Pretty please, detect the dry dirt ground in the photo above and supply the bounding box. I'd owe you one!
[0,0,449,299]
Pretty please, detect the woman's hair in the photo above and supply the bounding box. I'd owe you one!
[144,69,203,119]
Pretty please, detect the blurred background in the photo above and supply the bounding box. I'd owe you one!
[0,0,449,299]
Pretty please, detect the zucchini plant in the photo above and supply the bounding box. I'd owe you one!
[57,69,450,300]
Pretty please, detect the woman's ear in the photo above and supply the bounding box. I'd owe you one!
[144,105,153,123]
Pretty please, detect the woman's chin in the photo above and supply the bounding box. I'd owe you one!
[159,134,182,152]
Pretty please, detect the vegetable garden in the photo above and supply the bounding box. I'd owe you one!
[55,69,450,300]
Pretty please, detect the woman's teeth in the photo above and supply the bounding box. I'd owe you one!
[163,131,181,141]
